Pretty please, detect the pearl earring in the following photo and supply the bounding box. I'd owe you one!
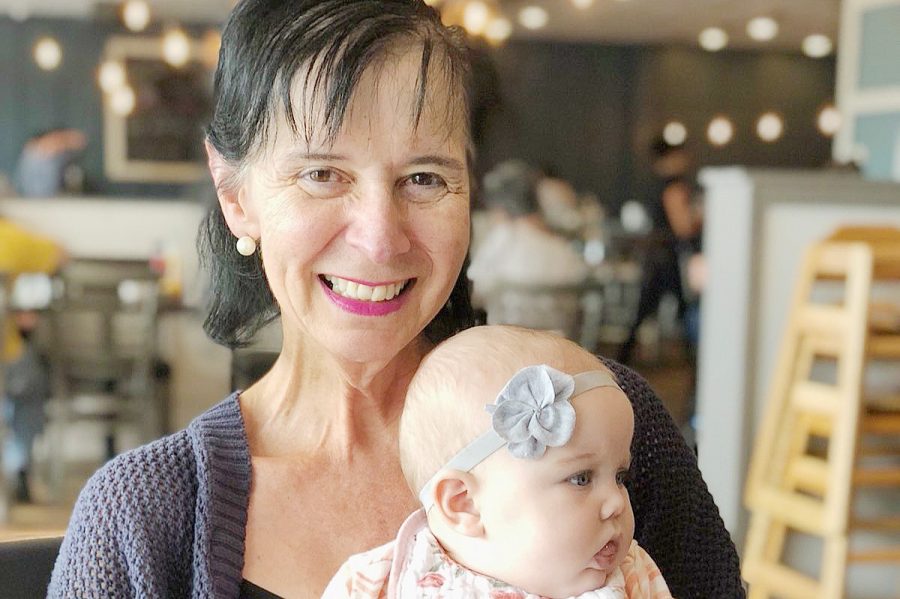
[236,236,257,256]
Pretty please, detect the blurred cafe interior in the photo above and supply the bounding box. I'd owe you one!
[0,0,898,596]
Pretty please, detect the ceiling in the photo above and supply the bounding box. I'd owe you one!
[0,0,841,51]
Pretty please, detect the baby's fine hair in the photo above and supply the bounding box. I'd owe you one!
[399,325,607,495]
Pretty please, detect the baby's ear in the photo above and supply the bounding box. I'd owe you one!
[432,471,483,537]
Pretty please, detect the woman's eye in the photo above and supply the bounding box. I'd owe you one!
[400,172,449,203]
[567,471,593,487]
[408,172,443,187]
[303,168,341,183]
[616,468,631,487]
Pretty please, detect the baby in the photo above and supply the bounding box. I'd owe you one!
[324,325,672,598]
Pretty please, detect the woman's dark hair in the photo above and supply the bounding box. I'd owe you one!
[199,0,478,348]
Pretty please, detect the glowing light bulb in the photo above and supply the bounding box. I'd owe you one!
[485,17,513,44]
[756,112,784,142]
[571,0,595,8]
[463,1,490,36]
[707,116,734,147]
[122,0,151,32]
[111,85,136,116]
[34,37,62,71]
[99,60,126,93]
[817,106,841,136]
[663,121,688,146]
[699,27,728,52]
[163,28,191,68]
[802,34,833,58]
[747,17,778,42]
[519,6,549,30]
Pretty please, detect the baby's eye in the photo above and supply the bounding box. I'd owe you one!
[616,468,631,487]
[567,471,593,487]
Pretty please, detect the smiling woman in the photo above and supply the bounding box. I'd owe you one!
[47,2,743,598]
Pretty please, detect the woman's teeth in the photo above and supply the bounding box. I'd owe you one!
[324,275,407,302]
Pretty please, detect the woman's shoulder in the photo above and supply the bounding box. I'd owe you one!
[78,428,199,516]
[75,392,245,519]
[598,357,665,418]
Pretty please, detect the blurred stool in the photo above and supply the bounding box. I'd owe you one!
[42,259,161,501]
[742,227,900,598]
[483,281,584,341]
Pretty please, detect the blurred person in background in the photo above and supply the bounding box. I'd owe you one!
[536,165,586,235]
[0,217,66,501]
[14,128,87,198]
[468,160,589,326]
[618,138,702,366]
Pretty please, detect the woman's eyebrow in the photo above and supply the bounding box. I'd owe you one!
[282,151,348,164]
[408,155,465,171]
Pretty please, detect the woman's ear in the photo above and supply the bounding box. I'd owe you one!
[432,471,484,537]
[205,139,259,240]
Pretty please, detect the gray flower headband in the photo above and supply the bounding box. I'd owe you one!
[418,364,622,510]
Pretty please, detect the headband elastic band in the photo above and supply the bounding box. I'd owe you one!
[418,369,621,510]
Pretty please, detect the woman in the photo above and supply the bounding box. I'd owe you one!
[49,2,742,598]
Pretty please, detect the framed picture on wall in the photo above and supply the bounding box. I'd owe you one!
[102,36,213,183]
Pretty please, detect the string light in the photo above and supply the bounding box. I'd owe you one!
[110,85,136,116]
[162,28,191,68]
[747,17,779,42]
[462,1,490,36]
[756,112,784,142]
[98,60,127,93]
[707,116,734,147]
[817,105,842,137]
[518,5,549,30]
[122,0,151,32]
[663,121,688,146]
[802,34,833,58]
[34,37,62,71]
[699,27,728,52]
[485,17,513,44]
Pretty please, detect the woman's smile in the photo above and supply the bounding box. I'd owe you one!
[319,274,416,316]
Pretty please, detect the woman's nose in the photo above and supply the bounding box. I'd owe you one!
[344,188,412,264]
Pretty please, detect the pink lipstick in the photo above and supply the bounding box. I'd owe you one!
[320,277,409,316]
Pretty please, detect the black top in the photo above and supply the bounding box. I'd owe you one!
[240,579,284,599]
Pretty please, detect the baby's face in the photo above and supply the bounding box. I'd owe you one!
[471,386,635,598]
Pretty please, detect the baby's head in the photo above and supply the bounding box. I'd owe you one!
[400,325,635,599]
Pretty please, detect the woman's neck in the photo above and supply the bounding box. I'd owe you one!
[239,335,429,460]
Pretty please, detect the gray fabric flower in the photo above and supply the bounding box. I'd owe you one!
[485,364,577,459]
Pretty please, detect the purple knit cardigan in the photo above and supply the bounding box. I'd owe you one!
[48,361,745,598]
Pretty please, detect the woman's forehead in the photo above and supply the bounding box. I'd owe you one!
[270,45,467,154]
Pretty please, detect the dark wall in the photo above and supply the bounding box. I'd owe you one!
[478,40,836,211]
[0,16,211,198]
[0,18,835,205]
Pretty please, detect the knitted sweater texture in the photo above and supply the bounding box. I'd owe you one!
[48,360,744,598]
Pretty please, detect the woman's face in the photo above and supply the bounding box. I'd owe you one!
[234,49,470,365]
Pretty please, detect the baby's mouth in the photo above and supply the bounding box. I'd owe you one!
[591,538,619,569]
[321,275,414,302]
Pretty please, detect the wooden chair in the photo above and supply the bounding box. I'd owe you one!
[742,227,900,598]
